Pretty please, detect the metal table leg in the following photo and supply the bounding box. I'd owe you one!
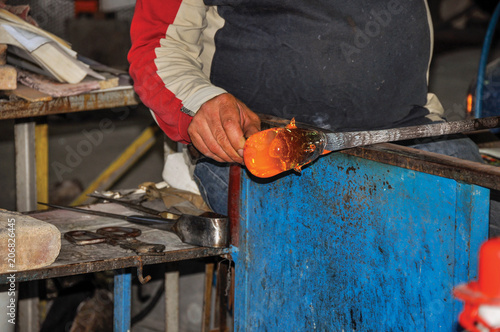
[14,120,39,332]
[114,269,132,332]
[14,120,36,212]
[165,265,179,332]
[35,121,49,210]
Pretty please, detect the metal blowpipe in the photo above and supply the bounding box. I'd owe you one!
[243,116,500,178]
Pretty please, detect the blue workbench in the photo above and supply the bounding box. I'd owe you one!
[233,143,496,331]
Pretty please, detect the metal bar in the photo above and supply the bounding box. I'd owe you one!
[202,262,215,332]
[35,122,49,210]
[324,116,500,151]
[165,265,179,332]
[0,89,140,120]
[15,120,40,332]
[37,202,175,225]
[14,121,37,212]
[18,283,39,332]
[257,112,500,152]
[114,269,132,332]
[71,126,159,206]
[342,143,500,191]
[0,291,15,332]
[87,194,178,216]
[216,261,228,331]
[0,247,230,284]
[228,165,241,247]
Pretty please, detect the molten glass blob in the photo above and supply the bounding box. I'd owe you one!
[243,120,328,178]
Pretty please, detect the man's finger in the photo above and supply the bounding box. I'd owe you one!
[195,117,242,163]
[190,130,227,163]
[197,96,244,162]
[188,93,256,163]
[219,108,246,159]
[240,105,261,138]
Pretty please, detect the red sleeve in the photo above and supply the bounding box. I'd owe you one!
[127,0,192,144]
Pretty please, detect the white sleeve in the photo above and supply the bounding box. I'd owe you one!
[154,0,227,115]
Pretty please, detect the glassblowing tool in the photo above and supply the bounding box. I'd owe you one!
[39,202,229,248]
[244,115,500,178]
[64,227,166,255]
[86,193,181,219]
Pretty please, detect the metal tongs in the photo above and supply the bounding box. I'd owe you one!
[39,201,229,248]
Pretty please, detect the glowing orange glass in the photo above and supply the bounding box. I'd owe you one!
[466,94,473,114]
[243,119,330,178]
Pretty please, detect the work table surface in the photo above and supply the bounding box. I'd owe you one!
[0,88,140,120]
[0,203,229,283]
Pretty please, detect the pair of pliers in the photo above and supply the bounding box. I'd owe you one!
[64,226,165,255]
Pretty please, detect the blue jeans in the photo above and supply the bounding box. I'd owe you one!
[193,160,230,216]
[194,135,498,236]
[402,134,483,163]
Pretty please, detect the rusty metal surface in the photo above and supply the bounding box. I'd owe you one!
[235,148,488,331]
[0,203,229,284]
[0,88,140,120]
[0,247,229,284]
[228,165,241,246]
[342,142,500,191]
[324,116,500,151]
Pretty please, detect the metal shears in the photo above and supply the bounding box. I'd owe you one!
[64,226,166,255]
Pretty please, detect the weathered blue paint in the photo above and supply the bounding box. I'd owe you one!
[114,269,132,332]
[234,152,489,331]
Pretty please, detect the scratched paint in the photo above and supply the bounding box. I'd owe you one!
[234,151,489,331]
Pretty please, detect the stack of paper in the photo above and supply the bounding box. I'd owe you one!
[0,8,104,84]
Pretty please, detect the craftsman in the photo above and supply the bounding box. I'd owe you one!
[128,0,483,215]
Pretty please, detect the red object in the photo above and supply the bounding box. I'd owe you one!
[128,0,193,144]
[74,0,99,16]
[454,238,500,331]
[228,165,241,247]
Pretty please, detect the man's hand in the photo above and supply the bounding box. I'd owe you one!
[187,93,261,164]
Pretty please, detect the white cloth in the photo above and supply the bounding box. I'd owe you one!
[162,151,200,195]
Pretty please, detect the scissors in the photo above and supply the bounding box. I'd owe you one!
[64,226,166,255]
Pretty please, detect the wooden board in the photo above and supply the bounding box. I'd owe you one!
[6,84,52,102]
[0,43,6,65]
[0,64,16,90]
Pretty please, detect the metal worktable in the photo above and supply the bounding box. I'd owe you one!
[1,87,141,213]
[231,142,500,331]
[0,203,229,283]
[0,87,141,212]
[0,203,229,331]
[0,88,140,121]
[1,87,147,332]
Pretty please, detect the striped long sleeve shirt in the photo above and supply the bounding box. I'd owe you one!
[128,0,444,144]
